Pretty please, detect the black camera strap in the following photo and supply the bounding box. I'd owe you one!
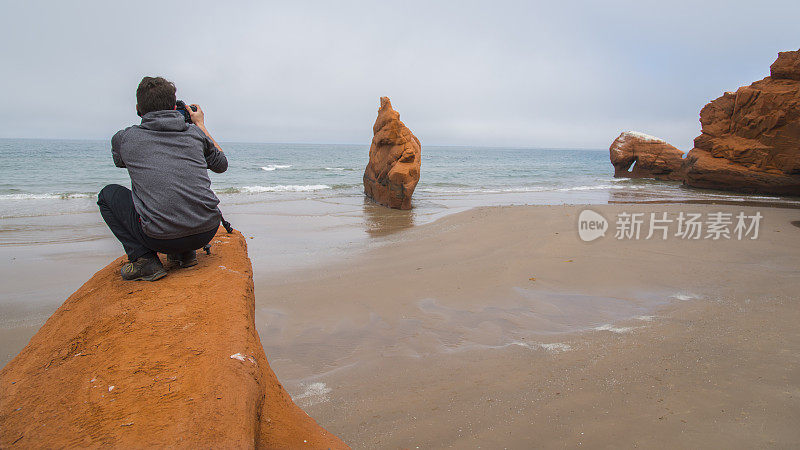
[221,215,233,234]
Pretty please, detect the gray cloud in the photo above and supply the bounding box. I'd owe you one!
[1,0,798,149]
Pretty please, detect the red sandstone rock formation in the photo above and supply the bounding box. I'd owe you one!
[770,49,800,81]
[683,49,800,195]
[0,228,348,449]
[363,97,421,209]
[610,131,685,181]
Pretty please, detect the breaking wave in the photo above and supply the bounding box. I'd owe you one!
[0,192,95,200]
[260,164,292,171]
[218,184,333,194]
[418,184,650,194]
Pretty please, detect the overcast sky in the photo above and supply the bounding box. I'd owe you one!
[1,1,797,149]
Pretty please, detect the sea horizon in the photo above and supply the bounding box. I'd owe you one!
[0,137,792,210]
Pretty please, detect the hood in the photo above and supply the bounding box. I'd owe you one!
[139,110,189,132]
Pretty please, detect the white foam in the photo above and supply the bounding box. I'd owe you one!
[556,184,646,192]
[509,341,572,353]
[671,293,700,301]
[240,184,331,193]
[419,184,648,195]
[0,192,94,200]
[260,164,292,171]
[324,167,346,171]
[293,382,332,406]
[594,324,637,334]
[537,342,572,353]
[635,315,656,322]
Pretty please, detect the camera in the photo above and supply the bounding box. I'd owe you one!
[176,100,197,123]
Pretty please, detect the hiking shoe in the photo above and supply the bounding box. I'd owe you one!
[167,250,198,268]
[121,255,167,281]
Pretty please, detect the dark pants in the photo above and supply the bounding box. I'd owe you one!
[97,184,217,261]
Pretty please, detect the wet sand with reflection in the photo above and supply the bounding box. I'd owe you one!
[2,195,799,448]
[254,204,800,448]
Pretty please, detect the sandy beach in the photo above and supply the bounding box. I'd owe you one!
[248,203,800,448]
[2,200,799,447]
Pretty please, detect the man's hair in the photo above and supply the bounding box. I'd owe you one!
[136,76,176,115]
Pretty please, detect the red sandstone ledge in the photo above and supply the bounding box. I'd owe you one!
[0,227,348,449]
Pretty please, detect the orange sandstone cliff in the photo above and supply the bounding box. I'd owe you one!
[0,228,348,449]
[363,97,421,210]
[612,49,800,196]
[682,49,800,195]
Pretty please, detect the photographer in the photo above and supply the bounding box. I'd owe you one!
[97,76,227,281]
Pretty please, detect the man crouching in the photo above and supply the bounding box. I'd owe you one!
[98,76,228,281]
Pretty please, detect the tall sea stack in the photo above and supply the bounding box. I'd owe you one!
[363,97,421,210]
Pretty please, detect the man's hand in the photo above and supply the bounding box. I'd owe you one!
[185,103,223,154]
[185,103,205,127]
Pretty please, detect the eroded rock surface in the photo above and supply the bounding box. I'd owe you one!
[682,49,800,195]
[363,97,421,209]
[0,228,348,449]
[610,131,685,181]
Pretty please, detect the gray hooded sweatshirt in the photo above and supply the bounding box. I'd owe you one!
[111,110,228,239]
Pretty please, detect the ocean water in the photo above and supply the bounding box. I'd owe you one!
[1,138,791,221]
